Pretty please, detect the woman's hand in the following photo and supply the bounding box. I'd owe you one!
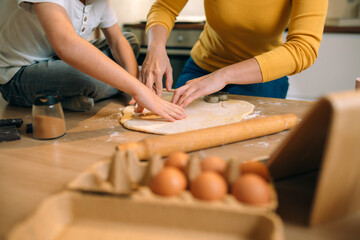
[171,71,228,108]
[129,47,172,113]
[139,45,173,97]
[139,25,173,98]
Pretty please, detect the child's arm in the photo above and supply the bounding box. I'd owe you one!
[33,2,185,121]
[101,25,139,79]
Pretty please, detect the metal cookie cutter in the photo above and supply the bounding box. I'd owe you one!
[204,91,229,103]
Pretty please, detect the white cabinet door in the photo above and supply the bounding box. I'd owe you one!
[287,33,360,100]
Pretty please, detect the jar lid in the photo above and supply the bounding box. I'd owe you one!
[34,94,60,106]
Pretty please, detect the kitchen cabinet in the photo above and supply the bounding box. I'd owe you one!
[287,31,360,100]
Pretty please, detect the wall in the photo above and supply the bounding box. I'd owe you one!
[109,0,205,28]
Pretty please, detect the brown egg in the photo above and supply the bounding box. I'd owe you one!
[200,156,227,175]
[150,167,187,197]
[231,173,271,205]
[239,160,271,181]
[164,151,190,172]
[190,171,228,201]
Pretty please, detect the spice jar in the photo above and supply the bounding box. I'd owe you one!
[32,94,66,140]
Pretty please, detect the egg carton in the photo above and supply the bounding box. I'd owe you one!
[7,190,284,240]
[67,150,278,212]
[8,151,283,240]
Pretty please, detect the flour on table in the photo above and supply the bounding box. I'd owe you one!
[120,95,254,135]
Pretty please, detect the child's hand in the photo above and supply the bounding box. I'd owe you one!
[131,88,186,122]
[129,97,144,113]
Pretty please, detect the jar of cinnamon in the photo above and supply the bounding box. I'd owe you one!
[32,94,66,140]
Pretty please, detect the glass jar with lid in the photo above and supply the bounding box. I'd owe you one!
[32,94,66,140]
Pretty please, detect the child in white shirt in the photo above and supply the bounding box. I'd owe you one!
[0,0,185,121]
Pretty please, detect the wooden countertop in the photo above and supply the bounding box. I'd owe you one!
[1,93,359,240]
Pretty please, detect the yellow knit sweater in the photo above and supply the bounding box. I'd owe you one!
[146,0,328,82]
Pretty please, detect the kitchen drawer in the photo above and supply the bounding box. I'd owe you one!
[166,29,202,48]
[123,25,202,48]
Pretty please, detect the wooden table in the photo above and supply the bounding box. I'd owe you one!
[1,93,359,240]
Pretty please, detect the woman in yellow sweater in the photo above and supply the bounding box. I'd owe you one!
[138,0,328,108]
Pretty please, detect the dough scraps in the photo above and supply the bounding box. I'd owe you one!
[120,95,254,135]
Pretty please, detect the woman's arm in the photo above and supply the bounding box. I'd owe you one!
[34,2,185,121]
[171,58,263,107]
[140,0,189,97]
[140,25,171,96]
[173,0,328,107]
[255,0,328,82]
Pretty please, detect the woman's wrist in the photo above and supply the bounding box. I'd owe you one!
[220,58,263,85]
[147,25,168,50]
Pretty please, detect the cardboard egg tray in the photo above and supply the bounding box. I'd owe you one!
[8,150,284,240]
[8,190,283,240]
[66,150,278,212]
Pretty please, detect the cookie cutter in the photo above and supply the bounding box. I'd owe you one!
[204,91,229,103]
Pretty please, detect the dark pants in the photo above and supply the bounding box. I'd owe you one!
[0,32,140,109]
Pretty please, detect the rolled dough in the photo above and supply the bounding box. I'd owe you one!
[120,95,254,135]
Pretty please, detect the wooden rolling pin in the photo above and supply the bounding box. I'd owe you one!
[117,114,298,160]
